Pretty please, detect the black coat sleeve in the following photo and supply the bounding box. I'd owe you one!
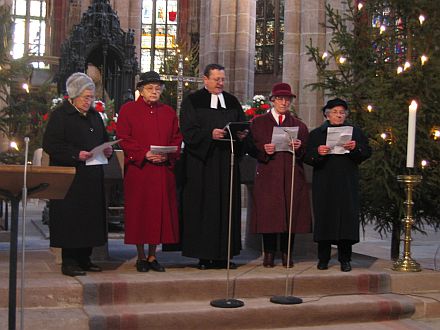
[42,109,81,166]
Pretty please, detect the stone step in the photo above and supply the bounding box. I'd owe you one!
[0,307,89,330]
[84,294,417,330]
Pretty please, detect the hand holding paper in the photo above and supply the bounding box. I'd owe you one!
[86,139,121,166]
[271,126,299,153]
[326,126,353,154]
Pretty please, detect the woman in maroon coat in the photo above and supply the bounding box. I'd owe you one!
[116,71,183,272]
[250,83,312,267]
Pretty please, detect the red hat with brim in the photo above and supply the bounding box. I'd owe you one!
[269,82,296,99]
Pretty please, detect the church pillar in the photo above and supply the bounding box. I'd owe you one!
[199,0,255,102]
[284,0,327,130]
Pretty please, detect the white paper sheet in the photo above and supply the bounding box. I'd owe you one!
[271,126,299,153]
[326,126,353,154]
[86,139,121,166]
[150,145,178,154]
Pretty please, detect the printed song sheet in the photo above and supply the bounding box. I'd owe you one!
[326,126,353,154]
[271,126,299,153]
[86,139,121,166]
[150,145,178,154]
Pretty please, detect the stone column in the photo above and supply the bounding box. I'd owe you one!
[199,0,255,102]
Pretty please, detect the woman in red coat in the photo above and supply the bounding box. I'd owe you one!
[250,83,312,268]
[116,71,183,272]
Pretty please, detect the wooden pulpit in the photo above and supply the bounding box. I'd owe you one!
[0,165,75,330]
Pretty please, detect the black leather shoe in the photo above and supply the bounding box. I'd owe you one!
[317,261,328,270]
[80,262,102,272]
[214,260,237,269]
[340,261,352,272]
[148,259,165,272]
[198,259,214,270]
[136,259,149,272]
[263,253,275,268]
[282,253,294,268]
[62,265,86,277]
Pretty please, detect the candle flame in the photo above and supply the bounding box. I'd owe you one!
[10,141,19,151]
[358,3,363,10]
[409,100,418,112]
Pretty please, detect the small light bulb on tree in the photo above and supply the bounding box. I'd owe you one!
[367,105,373,112]
[404,61,411,71]
[421,55,428,65]
[380,25,386,34]
[397,66,403,74]
[419,15,425,25]
[339,56,346,64]
[322,52,328,60]
[358,3,363,10]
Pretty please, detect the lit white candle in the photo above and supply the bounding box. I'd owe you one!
[406,100,418,167]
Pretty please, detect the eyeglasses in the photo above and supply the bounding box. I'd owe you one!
[143,86,162,93]
[78,95,94,102]
[274,96,292,101]
[328,110,347,116]
[209,77,225,83]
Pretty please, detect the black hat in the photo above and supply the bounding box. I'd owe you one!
[136,71,164,88]
[322,98,348,114]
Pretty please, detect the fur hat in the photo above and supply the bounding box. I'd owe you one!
[66,72,95,99]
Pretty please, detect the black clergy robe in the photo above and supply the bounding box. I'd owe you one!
[180,88,247,260]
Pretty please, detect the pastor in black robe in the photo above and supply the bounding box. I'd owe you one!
[180,88,247,261]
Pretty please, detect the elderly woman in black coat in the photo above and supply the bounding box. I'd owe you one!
[304,98,371,272]
[43,72,113,276]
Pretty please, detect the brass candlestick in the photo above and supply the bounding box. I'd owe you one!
[393,175,422,272]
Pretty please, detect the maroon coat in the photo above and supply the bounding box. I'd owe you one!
[116,98,183,245]
[250,111,312,234]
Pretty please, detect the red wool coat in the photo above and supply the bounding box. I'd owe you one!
[250,111,312,234]
[116,98,183,245]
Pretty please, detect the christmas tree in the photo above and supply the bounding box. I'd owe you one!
[0,4,37,163]
[306,0,440,258]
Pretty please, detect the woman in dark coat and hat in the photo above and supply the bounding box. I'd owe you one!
[43,72,113,276]
[250,82,312,268]
[304,98,371,272]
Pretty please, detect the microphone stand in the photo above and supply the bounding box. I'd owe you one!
[20,137,30,329]
[270,137,303,305]
[210,125,244,308]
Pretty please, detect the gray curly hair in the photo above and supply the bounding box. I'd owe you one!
[66,72,95,99]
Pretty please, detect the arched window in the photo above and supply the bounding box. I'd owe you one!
[141,0,179,73]
[11,0,48,69]
[255,0,284,74]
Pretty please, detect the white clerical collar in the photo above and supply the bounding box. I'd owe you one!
[210,92,226,109]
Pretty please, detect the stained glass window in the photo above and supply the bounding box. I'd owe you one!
[255,0,284,74]
[141,0,179,73]
[11,0,48,69]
